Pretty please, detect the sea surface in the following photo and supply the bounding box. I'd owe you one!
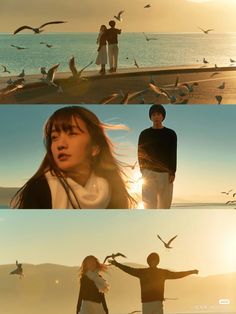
[1,32,236,76]
[0,203,235,210]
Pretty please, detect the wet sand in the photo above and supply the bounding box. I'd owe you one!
[1,65,236,104]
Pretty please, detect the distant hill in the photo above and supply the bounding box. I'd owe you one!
[0,187,18,207]
[0,263,236,314]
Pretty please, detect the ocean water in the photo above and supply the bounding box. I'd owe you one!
[1,32,236,77]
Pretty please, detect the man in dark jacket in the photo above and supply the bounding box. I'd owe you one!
[138,105,177,209]
[110,252,198,314]
[105,20,121,73]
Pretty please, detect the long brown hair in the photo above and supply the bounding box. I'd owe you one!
[11,106,135,209]
[79,255,107,278]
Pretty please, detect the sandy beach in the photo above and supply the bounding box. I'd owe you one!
[1,65,236,104]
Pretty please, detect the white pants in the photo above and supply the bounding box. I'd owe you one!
[142,169,173,209]
[108,44,118,69]
[79,300,106,314]
[142,301,163,314]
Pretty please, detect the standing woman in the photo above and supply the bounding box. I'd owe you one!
[11,106,135,209]
[76,255,109,314]
[96,25,108,75]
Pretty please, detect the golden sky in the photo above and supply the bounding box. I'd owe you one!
[1,0,236,33]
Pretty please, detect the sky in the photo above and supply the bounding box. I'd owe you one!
[1,0,236,33]
[0,210,236,276]
[0,105,236,203]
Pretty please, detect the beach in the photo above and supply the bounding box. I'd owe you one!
[1,64,236,104]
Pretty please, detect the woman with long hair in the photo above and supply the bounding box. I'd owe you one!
[95,25,108,75]
[11,106,135,209]
[76,255,109,314]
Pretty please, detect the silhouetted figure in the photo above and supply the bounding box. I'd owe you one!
[138,105,177,209]
[110,252,198,314]
[76,255,109,314]
[105,20,121,73]
[96,25,108,75]
[10,260,24,279]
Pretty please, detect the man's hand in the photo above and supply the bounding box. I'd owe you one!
[108,259,117,265]
[169,174,175,183]
[192,269,199,275]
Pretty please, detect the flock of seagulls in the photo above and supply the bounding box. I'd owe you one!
[221,189,236,206]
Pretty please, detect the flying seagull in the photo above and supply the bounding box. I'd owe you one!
[13,21,67,35]
[10,44,28,50]
[114,10,124,22]
[99,93,120,104]
[42,63,60,86]
[10,260,24,279]
[221,189,233,195]
[143,32,158,41]
[103,252,126,264]
[69,57,93,79]
[134,58,139,69]
[198,27,214,34]
[144,4,151,8]
[1,65,10,74]
[157,234,178,249]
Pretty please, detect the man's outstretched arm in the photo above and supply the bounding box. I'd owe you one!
[165,269,198,280]
[109,260,142,278]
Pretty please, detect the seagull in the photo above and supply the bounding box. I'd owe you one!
[143,32,158,41]
[215,95,222,104]
[10,260,24,279]
[121,89,148,104]
[149,83,172,102]
[221,189,233,195]
[218,82,225,89]
[40,67,47,78]
[134,58,139,69]
[157,234,177,249]
[144,4,151,8]
[69,56,78,77]
[10,44,28,50]
[114,10,124,22]
[13,21,67,35]
[42,63,60,86]
[18,69,25,78]
[1,65,10,74]
[99,93,120,104]
[198,27,214,34]
[40,42,53,48]
[203,58,209,64]
[103,252,126,264]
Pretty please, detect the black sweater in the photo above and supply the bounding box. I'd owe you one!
[114,262,193,303]
[138,127,177,175]
[76,275,108,314]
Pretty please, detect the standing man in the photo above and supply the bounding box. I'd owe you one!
[138,105,177,209]
[109,252,198,314]
[105,20,121,73]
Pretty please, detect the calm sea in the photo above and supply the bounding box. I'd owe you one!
[1,32,236,76]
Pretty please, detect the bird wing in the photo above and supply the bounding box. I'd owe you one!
[206,29,214,33]
[69,56,78,76]
[39,21,67,29]
[167,235,178,246]
[143,32,148,40]
[46,63,60,82]
[198,27,205,33]
[115,252,127,258]
[78,60,93,77]
[103,255,112,264]
[117,10,125,19]
[14,26,34,34]
[99,93,119,104]
[157,234,166,244]
[174,76,179,87]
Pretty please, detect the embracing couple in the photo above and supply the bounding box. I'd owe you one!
[96,20,121,75]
